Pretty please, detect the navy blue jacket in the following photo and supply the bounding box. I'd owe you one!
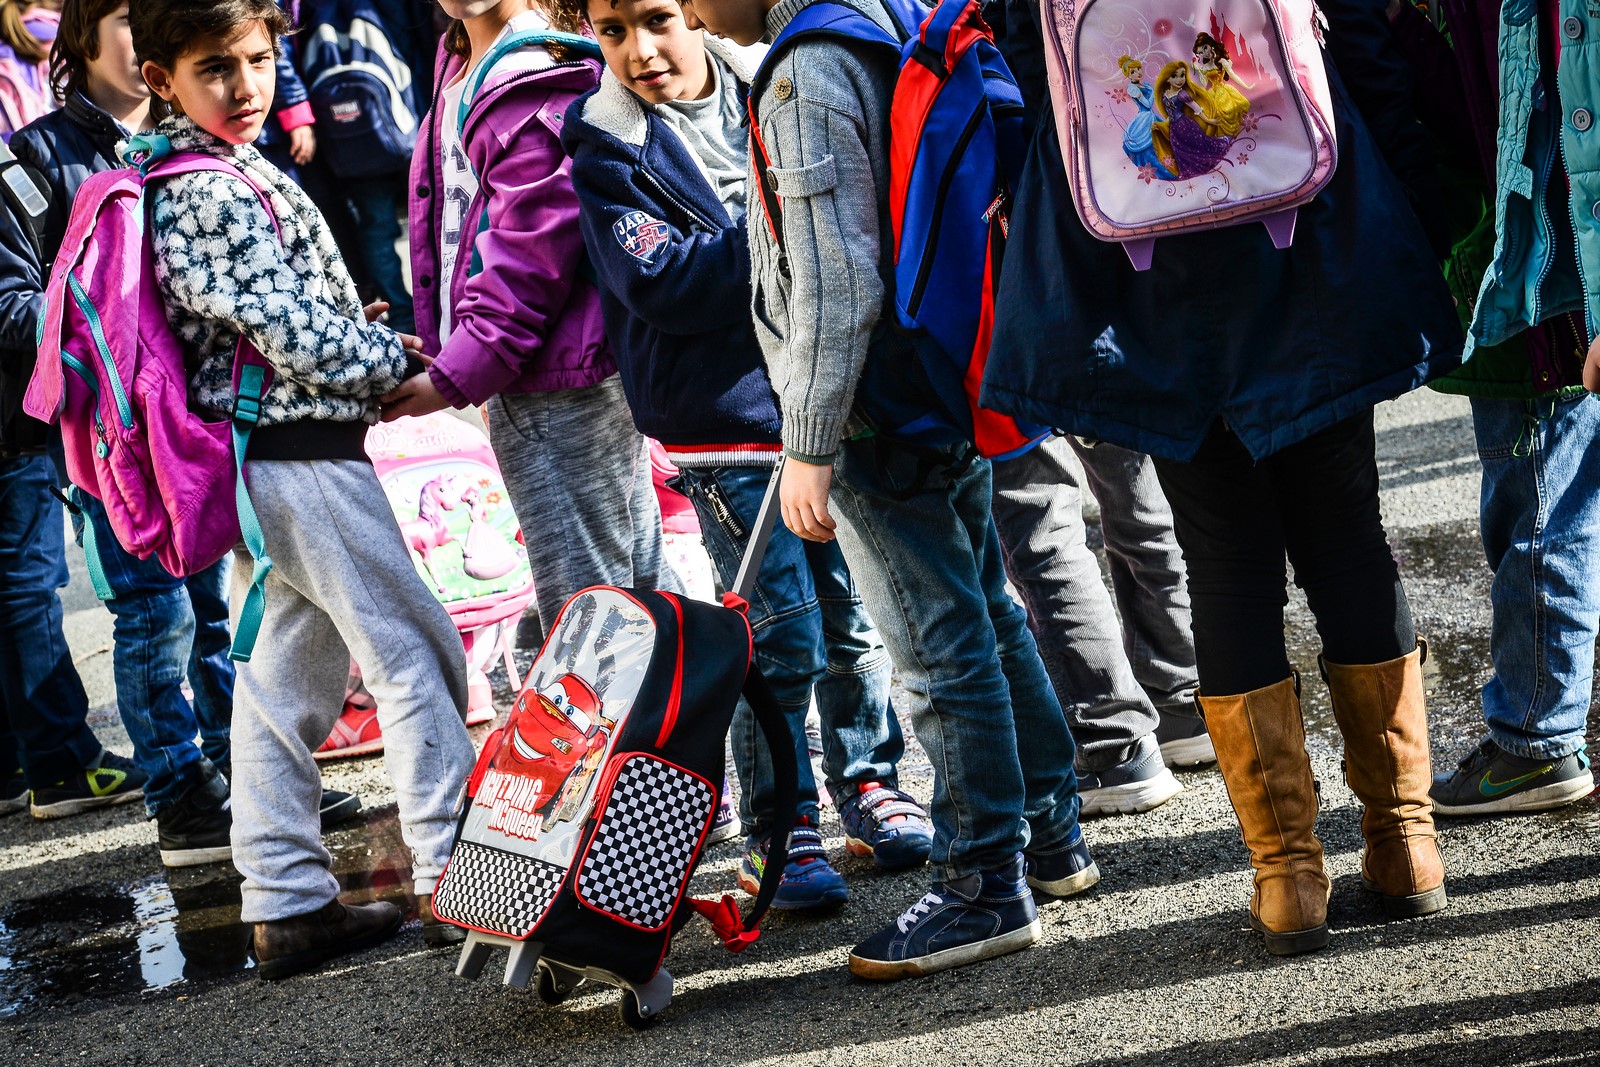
[0,92,126,452]
[980,0,1463,462]
[560,49,782,461]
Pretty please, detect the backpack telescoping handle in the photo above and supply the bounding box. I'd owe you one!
[730,455,785,603]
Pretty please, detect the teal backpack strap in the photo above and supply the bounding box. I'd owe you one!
[456,30,601,283]
[65,486,115,601]
[227,354,273,662]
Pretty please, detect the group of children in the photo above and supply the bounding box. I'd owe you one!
[0,0,1595,988]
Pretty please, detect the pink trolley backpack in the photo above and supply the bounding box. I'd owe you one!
[432,465,799,1029]
[1041,0,1337,269]
[320,412,536,757]
[24,145,280,660]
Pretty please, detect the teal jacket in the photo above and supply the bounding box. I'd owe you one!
[1468,0,1599,363]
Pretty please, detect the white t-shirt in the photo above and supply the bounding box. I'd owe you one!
[438,12,559,342]
[654,51,748,221]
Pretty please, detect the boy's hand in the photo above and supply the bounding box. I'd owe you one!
[289,126,317,166]
[363,301,389,323]
[1586,334,1600,393]
[780,456,837,542]
[380,359,450,422]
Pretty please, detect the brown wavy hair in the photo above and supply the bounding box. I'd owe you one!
[0,0,49,63]
[49,0,126,98]
[443,0,586,60]
[130,0,288,73]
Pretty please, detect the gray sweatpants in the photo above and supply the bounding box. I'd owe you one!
[486,376,681,630]
[228,459,475,923]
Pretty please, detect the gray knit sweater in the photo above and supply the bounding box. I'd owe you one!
[748,0,898,462]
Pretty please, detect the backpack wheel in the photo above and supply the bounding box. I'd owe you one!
[618,990,659,1030]
[535,963,573,1005]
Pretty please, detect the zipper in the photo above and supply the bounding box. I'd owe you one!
[904,99,987,319]
[61,350,110,457]
[700,476,748,541]
[1530,115,1561,329]
[638,166,717,231]
[652,592,687,749]
[65,273,134,429]
[1551,103,1590,338]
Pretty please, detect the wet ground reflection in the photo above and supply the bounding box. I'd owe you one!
[0,807,418,1017]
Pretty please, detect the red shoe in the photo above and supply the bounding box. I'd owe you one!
[315,690,383,761]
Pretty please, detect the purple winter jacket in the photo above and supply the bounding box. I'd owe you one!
[409,43,614,407]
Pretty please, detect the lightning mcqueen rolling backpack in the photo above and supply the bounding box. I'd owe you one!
[432,467,799,1029]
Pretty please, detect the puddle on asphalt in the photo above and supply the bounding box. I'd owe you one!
[0,807,418,1018]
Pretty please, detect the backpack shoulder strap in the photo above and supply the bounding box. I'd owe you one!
[457,30,601,130]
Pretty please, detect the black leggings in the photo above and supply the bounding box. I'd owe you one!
[1152,412,1415,696]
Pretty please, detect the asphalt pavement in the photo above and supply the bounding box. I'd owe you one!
[3,388,1597,1066]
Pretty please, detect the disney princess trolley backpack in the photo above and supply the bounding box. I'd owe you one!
[1040,0,1337,268]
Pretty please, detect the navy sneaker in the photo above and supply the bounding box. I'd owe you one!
[319,789,362,829]
[1431,738,1595,816]
[706,777,740,845]
[1024,826,1101,898]
[838,782,933,871]
[1077,733,1182,817]
[30,750,148,819]
[737,816,849,910]
[849,854,1040,980]
[1155,699,1216,767]
[1,770,26,817]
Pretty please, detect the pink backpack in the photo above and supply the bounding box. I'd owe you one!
[23,152,279,660]
[0,10,54,140]
[1041,0,1336,269]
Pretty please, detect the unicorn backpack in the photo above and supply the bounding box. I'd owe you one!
[1040,0,1336,269]
[319,413,535,757]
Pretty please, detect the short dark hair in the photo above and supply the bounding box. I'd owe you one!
[130,0,289,74]
[50,0,129,99]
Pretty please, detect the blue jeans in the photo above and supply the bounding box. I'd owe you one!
[0,455,101,788]
[1473,393,1600,759]
[672,465,904,833]
[829,436,1081,880]
[75,494,234,811]
[350,176,414,335]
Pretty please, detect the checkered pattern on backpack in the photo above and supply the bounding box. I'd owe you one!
[576,757,714,929]
[432,839,567,937]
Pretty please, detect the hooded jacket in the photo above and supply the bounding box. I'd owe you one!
[408,37,613,407]
[560,38,782,467]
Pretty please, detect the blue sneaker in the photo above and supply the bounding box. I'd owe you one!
[737,816,849,910]
[849,854,1040,980]
[838,782,934,871]
[1024,826,1100,898]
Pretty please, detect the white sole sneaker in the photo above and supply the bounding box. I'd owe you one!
[160,844,235,868]
[848,918,1042,980]
[1079,768,1183,817]
[1158,733,1217,767]
[1431,771,1596,816]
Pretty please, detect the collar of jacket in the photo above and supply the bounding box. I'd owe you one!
[431,45,600,148]
[577,36,764,149]
[63,90,127,159]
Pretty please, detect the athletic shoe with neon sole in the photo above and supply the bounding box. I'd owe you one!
[1,770,27,817]
[1077,733,1183,817]
[315,691,383,761]
[29,750,148,818]
[737,816,849,910]
[849,854,1040,980]
[838,782,933,870]
[1431,738,1595,816]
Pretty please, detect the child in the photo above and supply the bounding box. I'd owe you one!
[562,0,935,910]
[131,0,474,976]
[1390,0,1598,817]
[7,0,360,861]
[681,0,1095,979]
[0,0,56,139]
[982,0,1458,954]
[384,0,682,636]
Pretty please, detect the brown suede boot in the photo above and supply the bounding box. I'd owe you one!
[1322,642,1447,919]
[253,898,403,980]
[1200,677,1331,956]
[418,893,466,948]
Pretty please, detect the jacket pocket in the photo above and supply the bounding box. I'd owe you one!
[767,155,838,199]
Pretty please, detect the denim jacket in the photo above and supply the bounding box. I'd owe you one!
[1468,0,1600,354]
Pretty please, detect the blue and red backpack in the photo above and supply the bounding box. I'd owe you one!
[748,0,1045,460]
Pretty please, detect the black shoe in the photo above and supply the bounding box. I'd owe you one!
[157,769,233,868]
[320,789,362,829]
[30,750,148,819]
[1077,734,1182,817]
[2,769,27,817]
